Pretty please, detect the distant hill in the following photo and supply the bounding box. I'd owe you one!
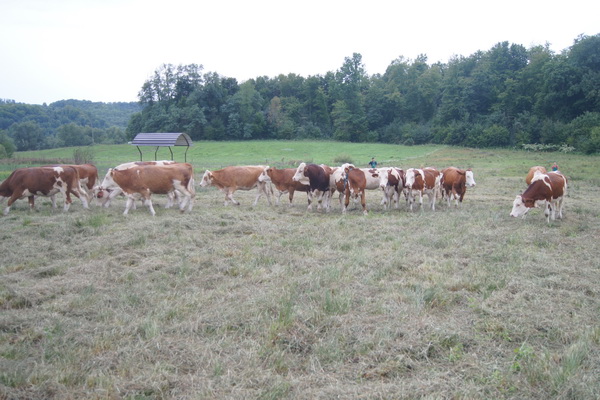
[0,99,142,132]
[47,99,142,129]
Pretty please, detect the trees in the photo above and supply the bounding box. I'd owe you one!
[9,121,46,151]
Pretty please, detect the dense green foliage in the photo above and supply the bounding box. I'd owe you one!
[129,34,600,153]
[0,99,140,151]
[2,34,599,155]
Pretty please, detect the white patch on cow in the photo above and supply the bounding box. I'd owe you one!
[531,170,552,191]
[52,166,64,173]
[465,170,476,187]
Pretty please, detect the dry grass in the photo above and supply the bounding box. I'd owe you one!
[1,148,600,399]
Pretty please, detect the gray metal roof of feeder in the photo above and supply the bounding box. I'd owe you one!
[129,132,193,161]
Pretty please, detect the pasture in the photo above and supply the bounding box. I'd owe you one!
[1,142,599,399]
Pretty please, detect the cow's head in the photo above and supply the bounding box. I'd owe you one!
[378,167,397,190]
[405,168,417,188]
[200,170,213,187]
[258,167,272,183]
[510,195,536,218]
[465,169,476,187]
[292,162,307,182]
[96,168,117,198]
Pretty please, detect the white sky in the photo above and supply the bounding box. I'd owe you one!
[1,0,598,105]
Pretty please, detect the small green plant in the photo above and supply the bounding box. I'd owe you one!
[333,153,354,164]
[511,342,535,372]
[73,147,95,164]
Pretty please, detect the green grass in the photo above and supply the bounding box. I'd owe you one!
[1,142,599,399]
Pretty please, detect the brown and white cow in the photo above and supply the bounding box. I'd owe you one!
[510,171,567,223]
[200,165,272,206]
[327,163,355,210]
[0,166,89,215]
[440,167,476,207]
[525,166,547,185]
[44,163,99,207]
[258,167,310,206]
[377,167,406,209]
[99,163,195,216]
[98,160,178,208]
[340,167,386,214]
[292,163,331,211]
[404,167,441,211]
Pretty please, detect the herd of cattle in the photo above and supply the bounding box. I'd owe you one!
[0,161,567,223]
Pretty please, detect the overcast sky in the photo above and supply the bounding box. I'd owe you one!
[1,0,598,105]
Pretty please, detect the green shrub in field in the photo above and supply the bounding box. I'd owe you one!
[333,154,354,164]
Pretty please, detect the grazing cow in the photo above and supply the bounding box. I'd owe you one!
[525,166,547,185]
[98,161,178,208]
[99,163,195,215]
[378,167,405,209]
[44,163,99,207]
[440,167,476,207]
[0,166,89,215]
[404,167,441,211]
[258,167,310,206]
[341,167,386,214]
[200,165,272,206]
[510,171,567,223]
[292,163,331,211]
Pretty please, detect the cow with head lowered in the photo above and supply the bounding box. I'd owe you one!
[0,166,89,215]
[200,165,272,206]
[510,171,567,223]
[440,167,476,207]
[99,163,195,216]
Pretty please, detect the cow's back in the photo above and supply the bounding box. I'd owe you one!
[526,166,547,185]
[214,166,264,189]
[547,172,567,199]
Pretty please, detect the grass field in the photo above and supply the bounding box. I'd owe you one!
[1,142,599,399]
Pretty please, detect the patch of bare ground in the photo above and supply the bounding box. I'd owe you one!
[1,165,599,399]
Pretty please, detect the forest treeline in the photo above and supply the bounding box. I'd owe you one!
[1,33,599,158]
[127,34,600,154]
[0,100,140,157]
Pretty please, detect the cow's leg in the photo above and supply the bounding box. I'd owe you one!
[226,189,240,206]
[28,195,36,211]
[103,188,122,208]
[360,190,368,215]
[123,196,135,215]
[429,190,436,211]
[556,197,564,219]
[165,192,175,208]
[144,195,156,216]
[543,201,551,223]
[4,193,23,215]
[287,189,294,206]
[342,189,350,214]
[71,186,89,210]
[49,194,58,209]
